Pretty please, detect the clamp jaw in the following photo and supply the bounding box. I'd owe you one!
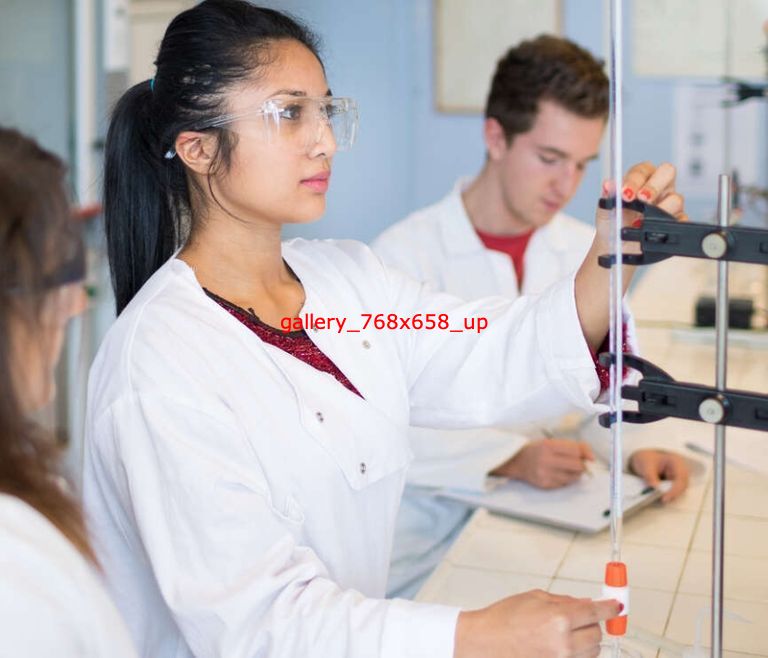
[598,353,768,432]
[597,197,768,267]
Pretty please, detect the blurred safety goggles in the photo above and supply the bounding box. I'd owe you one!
[196,95,358,155]
[3,224,85,294]
[42,237,85,290]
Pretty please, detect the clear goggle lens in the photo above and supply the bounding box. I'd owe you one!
[201,96,358,154]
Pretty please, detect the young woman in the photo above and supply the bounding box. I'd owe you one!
[0,127,137,657]
[84,2,682,657]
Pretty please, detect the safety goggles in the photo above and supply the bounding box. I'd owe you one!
[195,95,358,155]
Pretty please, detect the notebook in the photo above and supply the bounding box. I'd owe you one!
[436,461,670,533]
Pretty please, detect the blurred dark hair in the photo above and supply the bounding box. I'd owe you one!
[0,126,95,563]
[485,34,609,142]
[104,0,322,314]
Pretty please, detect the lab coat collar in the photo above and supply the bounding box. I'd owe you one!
[533,212,578,255]
[438,178,488,256]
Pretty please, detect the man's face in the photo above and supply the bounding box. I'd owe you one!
[491,100,605,232]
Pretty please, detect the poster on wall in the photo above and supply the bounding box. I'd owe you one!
[434,0,561,113]
[633,0,768,78]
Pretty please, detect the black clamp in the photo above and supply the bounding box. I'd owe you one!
[598,352,768,432]
[596,197,768,268]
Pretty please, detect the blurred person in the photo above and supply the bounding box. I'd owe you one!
[0,127,137,657]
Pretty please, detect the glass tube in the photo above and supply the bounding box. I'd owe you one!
[608,0,625,564]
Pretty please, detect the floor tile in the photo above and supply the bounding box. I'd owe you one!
[665,593,768,655]
[557,535,688,591]
[678,550,768,602]
[621,508,699,549]
[446,522,574,577]
[693,514,768,559]
[414,562,550,609]
[474,508,576,540]
[702,478,768,519]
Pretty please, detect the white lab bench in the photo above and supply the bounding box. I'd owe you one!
[415,257,768,657]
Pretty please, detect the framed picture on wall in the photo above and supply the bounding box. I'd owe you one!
[434,0,562,113]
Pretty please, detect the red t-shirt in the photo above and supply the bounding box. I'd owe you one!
[475,228,535,287]
[475,226,626,391]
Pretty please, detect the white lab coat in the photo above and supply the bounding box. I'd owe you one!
[83,238,600,658]
[372,179,639,597]
[0,494,137,658]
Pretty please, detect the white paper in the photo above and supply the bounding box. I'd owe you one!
[437,462,670,534]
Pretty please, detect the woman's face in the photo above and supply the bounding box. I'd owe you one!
[12,283,87,413]
[208,40,339,227]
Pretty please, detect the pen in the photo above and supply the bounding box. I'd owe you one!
[602,485,656,517]
[541,429,594,478]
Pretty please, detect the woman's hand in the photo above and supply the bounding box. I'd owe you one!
[454,589,621,658]
[596,162,686,246]
[575,162,685,351]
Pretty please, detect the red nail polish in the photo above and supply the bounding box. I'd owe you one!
[618,603,625,613]
[631,218,643,228]
[639,189,651,201]
[622,187,635,201]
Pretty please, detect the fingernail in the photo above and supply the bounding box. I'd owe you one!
[622,186,635,201]
[638,188,652,201]
[631,218,643,228]
[618,603,625,613]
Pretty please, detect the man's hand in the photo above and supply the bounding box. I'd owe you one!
[629,449,690,503]
[490,438,594,489]
[455,589,621,658]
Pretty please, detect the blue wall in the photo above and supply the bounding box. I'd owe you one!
[267,0,764,242]
[0,0,72,161]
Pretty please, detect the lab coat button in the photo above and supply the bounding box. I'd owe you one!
[359,462,367,474]
[362,340,371,349]
[315,411,324,423]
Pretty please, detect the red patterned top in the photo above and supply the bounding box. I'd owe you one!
[206,290,363,398]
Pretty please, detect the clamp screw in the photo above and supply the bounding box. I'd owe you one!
[699,396,727,424]
[701,231,729,259]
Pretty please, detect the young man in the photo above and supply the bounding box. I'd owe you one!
[372,35,690,598]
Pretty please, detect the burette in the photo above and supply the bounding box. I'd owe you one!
[601,0,631,648]
[607,0,624,570]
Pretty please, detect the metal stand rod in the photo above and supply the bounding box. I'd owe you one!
[711,174,730,657]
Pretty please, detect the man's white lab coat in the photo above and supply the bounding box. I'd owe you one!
[372,180,636,597]
[83,238,600,658]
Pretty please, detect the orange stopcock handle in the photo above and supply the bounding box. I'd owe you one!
[603,561,629,636]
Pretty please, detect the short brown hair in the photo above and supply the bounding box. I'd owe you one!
[485,35,609,142]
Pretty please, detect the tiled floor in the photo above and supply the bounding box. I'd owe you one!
[417,468,768,656]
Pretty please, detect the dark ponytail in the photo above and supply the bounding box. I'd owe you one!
[104,0,321,314]
[104,81,183,316]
